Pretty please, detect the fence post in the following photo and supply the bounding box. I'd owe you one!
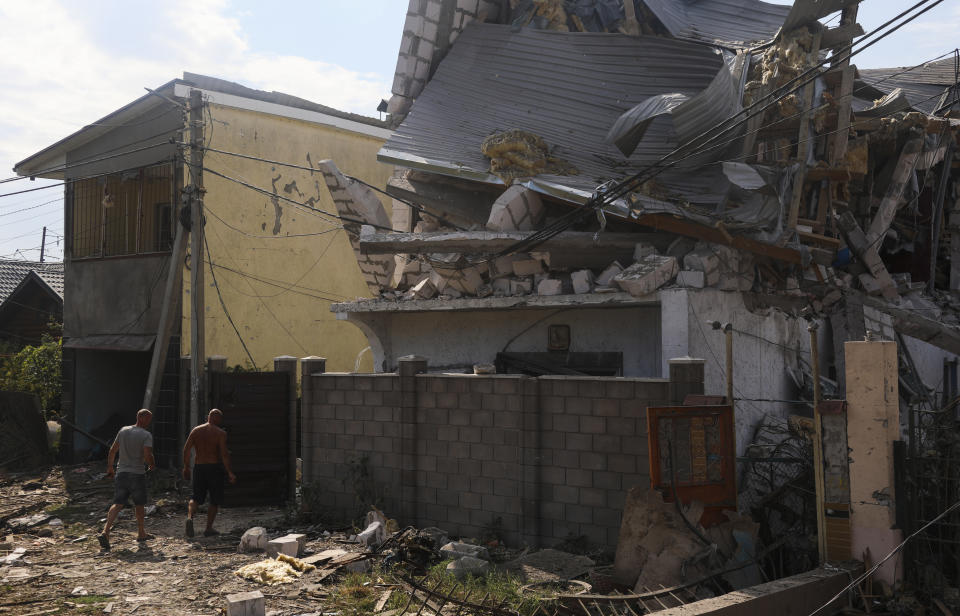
[274,356,299,503]
[397,355,427,525]
[299,357,326,491]
[668,357,705,405]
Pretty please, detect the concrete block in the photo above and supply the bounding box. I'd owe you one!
[633,243,657,261]
[571,269,595,294]
[490,255,520,279]
[440,541,490,561]
[266,536,300,558]
[596,261,624,286]
[683,247,720,274]
[492,278,511,296]
[357,520,385,548]
[239,527,267,552]
[613,255,678,298]
[510,278,533,296]
[537,279,563,296]
[487,185,545,231]
[676,270,705,288]
[447,555,490,579]
[226,590,265,616]
[411,277,437,299]
[512,257,544,277]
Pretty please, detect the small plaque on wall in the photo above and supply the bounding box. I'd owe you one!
[547,324,570,351]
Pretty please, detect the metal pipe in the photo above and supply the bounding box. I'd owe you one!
[809,322,828,563]
[724,323,734,411]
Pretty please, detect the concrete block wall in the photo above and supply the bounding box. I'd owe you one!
[389,0,503,115]
[301,360,696,550]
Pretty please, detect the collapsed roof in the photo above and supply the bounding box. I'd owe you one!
[325,0,960,358]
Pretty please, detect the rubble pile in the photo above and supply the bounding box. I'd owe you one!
[612,487,761,593]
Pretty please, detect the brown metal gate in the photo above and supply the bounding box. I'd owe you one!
[209,371,290,507]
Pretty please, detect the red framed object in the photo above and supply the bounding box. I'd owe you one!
[647,405,736,527]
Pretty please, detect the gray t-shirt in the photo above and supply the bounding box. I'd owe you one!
[113,425,153,474]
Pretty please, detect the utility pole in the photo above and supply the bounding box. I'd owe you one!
[39,227,46,262]
[189,88,206,430]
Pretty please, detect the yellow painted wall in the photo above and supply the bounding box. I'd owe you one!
[180,103,391,372]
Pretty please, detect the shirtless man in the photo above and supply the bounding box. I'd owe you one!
[182,409,236,537]
[99,409,155,550]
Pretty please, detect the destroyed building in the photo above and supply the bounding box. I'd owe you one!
[316,0,960,456]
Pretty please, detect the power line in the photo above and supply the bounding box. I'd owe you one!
[203,220,311,356]
[204,205,344,239]
[202,233,259,371]
[206,261,347,302]
[495,0,949,260]
[807,498,960,616]
[199,163,395,232]
[201,143,469,231]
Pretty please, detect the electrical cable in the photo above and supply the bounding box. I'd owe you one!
[807,498,960,616]
[200,144,469,232]
[486,0,950,260]
[199,164,396,232]
[203,222,311,356]
[204,205,344,239]
[202,233,259,371]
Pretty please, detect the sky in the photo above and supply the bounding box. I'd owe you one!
[0,0,957,262]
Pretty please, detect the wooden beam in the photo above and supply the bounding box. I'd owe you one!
[829,65,857,165]
[631,213,838,265]
[928,136,956,293]
[866,136,924,245]
[820,23,865,50]
[787,31,822,232]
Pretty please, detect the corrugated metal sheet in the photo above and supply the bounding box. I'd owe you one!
[859,59,958,115]
[642,0,790,48]
[0,260,64,304]
[379,23,730,206]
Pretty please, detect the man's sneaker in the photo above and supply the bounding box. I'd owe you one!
[203,528,220,537]
[185,518,194,538]
[97,533,110,551]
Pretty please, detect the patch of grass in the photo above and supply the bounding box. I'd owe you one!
[0,584,13,594]
[413,560,542,615]
[69,594,113,604]
[331,572,380,616]
[45,504,89,518]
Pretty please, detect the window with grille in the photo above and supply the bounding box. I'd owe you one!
[69,162,177,259]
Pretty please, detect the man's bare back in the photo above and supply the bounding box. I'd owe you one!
[186,423,227,464]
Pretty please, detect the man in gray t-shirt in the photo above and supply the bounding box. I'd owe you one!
[98,409,156,551]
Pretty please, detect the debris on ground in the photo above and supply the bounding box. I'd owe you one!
[235,554,317,585]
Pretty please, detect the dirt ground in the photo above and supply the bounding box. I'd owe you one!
[0,465,608,616]
[0,464,371,616]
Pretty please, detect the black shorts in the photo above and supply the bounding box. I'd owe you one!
[114,472,148,506]
[192,464,225,506]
